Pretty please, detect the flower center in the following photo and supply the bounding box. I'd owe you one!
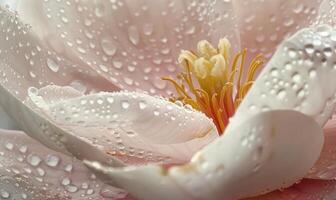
[163,38,264,134]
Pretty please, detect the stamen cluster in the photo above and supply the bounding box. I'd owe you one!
[163,38,263,133]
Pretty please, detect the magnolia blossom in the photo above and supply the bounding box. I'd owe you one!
[1,0,336,200]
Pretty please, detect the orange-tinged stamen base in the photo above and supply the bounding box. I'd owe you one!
[163,39,264,134]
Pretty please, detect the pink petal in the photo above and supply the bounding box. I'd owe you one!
[0,129,132,200]
[27,85,218,165]
[234,0,323,61]
[306,115,336,180]
[0,6,122,165]
[0,6,118,102]
[0,7,218,166]
[245,179,336,200]
[18,0,240,95]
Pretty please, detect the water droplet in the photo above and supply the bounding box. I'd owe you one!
[95,4,105,17]
[121,101,130,109]
[153,78,167,90]
[153,110,160,116]
[66,185,78,193]
[138,101,147,110]
[126,131,137,137]
[107,97,114,104]
[113,61,123,69]
[292,72,302,83]
[185,25,196,35]
[304,44,314,54]
[0,189,10,199]
[309,69,317,78]
[5,142,13,150]
[62,177,71,186]
[86,189,94,195]
[143,23,154,36]
[37,168,45,176]
[45,154,60,167]
[277,90,287,99]
[70,80,87,93]
[297,89,305,98]
[288,49,297,58]
[27,154,42,166]
[241,137,248,146]
[100,187,128,199]
[64,164,73,172]
[61,16,69,23]
[47,58,60,72]
[101,37,117,56]
[28,87,39,96]
[323,47,333,57]
[99,64,109,72]
[270,68,279,77]
[128,26,140,45]
[19,145,28,153]
[21,193,27,199]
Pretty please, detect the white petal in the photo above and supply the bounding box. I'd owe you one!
[233,24,336,129]
[0,83,125,167]
[0,129,131,200]
[86,110,324,200]
[85,163,190,200]
[18,0,240,95]
[27,85,218,164]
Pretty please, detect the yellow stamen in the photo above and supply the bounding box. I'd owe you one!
[163,38,264,134]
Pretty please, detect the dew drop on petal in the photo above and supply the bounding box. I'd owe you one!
[128,25,140,45]
[0,189,10,199]
[46,58,60,72]
[101,37,117,56]
[121,101,130,109]
[45,154,60,167]
[27,154,42,166]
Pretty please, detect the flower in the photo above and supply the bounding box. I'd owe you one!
[0,0,336,199]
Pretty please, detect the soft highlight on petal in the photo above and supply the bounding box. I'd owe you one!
[86,110,323,200]
[27,85,218,165]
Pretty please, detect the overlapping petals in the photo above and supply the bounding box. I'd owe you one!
[87,24,336,200]
[17,0,240,95]
[26,85,218,164]
[0,0,336,200]
[0,4,219,165]
[0,129,132,200]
